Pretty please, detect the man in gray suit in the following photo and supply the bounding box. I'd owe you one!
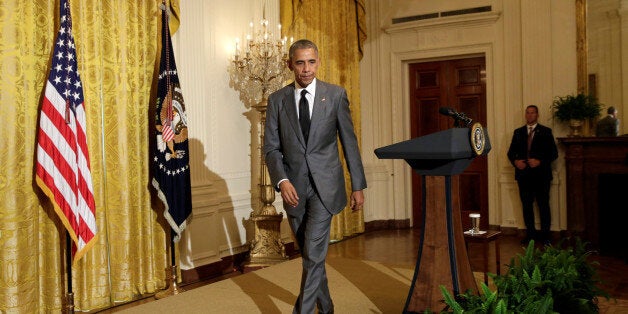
[264,39,367,314]
[596,106,619,137]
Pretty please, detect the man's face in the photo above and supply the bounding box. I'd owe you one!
[525,107,539,125]
[287,47,319,87]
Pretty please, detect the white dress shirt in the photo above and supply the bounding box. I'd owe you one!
[294,79,316,119]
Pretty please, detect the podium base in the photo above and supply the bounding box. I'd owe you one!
[404,176,477,312]
[155,265,185,299]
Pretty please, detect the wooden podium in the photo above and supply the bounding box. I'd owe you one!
[375,127,491,313]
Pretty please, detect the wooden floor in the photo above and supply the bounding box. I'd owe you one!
[99,228,627,313]
[327,229,628,301]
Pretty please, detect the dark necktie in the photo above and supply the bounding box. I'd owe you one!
[299,89,310,142]
[527,126,534,155]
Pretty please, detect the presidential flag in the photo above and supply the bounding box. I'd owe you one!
[35,0,97,263]
[152,4,192,242]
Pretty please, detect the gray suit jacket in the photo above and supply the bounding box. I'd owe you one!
[264,80,367,215]
[596,115,619,137]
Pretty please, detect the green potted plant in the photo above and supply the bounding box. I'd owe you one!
[551,93,602,136]
[440,239,610,314]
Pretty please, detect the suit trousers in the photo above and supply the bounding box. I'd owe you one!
[287,175,334,314]
[517,177,551,240]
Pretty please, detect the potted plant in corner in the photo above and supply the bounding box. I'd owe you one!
[551,93,602,137]
[440,239,611,314]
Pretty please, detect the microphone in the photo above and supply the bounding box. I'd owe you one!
[438,107,473,127]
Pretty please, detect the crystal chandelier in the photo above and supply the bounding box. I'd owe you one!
[228,16,292,108]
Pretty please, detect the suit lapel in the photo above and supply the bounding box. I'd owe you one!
[281,84,307,147]
[308,81,328,147]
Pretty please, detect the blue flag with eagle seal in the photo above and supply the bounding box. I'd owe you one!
[152,4,191,242]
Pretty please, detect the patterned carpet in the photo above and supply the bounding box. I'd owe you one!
[117,257,415,313]
[116,256,627,313]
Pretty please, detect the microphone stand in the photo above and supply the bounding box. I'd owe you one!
[453,116,473,128]
[440,107,473,128]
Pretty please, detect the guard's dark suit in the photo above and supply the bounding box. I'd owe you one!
[507,124,558,242]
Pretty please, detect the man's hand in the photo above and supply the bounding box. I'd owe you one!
[527,158,541,168]
[514,159,527,170]
[350,190,365,212]
[279,180,299,208]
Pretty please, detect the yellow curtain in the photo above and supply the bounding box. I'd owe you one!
[280,0,367,241]
[0,0,180,311]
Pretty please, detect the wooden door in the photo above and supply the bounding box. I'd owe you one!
[409,57,488,231]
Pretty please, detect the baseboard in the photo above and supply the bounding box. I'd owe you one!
[498,226,563,240]
[180,242,299,285]
[493,225,517,236]
[365,219,410,231]
[180,252,248,285]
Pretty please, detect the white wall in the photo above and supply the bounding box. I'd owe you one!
[588,0,627,133]
[172,0,584,269]
[172,0,292,270]
[360,0,577,233]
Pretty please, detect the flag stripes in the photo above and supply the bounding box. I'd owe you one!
[35,0,97,263]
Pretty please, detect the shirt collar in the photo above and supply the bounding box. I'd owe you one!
[295,78,317,96]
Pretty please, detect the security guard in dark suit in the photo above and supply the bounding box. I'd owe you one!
[507,105,558,245]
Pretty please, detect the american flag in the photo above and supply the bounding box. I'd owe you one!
[152,4,192,242]
[35,0,97,263]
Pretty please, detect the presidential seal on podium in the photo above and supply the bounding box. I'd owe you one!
[470,122,485,156]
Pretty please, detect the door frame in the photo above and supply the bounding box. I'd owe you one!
[408,57,488,229]
[387,46,495,227]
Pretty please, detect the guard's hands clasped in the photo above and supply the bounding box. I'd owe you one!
[515,158,541,169]
[514,159,527,170]
[526,158,540,168]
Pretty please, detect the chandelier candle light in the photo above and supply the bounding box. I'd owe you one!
[230,20,292,107]
[228,12,293,268]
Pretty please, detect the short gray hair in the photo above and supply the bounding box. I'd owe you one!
[289,39,318,60]
[607,106,616,115]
